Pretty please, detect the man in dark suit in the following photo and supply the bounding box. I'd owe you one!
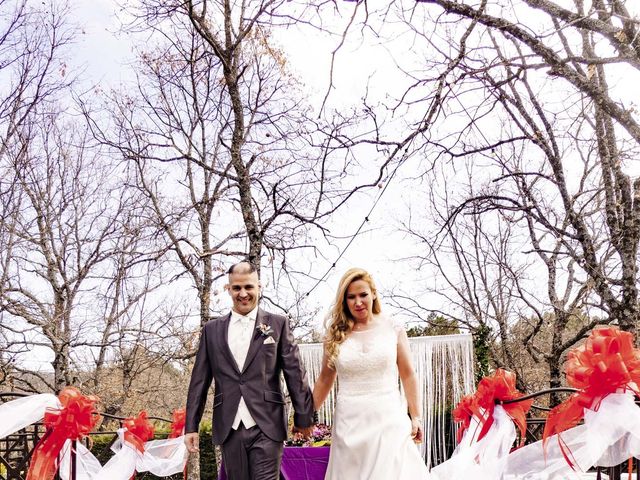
[185,262,314,480]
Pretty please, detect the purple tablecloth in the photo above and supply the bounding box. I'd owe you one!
[280,446,330,480]
[219,446,330,480]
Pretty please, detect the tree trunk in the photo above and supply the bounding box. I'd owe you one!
[548,355,563,407]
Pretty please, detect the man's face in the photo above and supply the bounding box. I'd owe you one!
[227,270,261,315]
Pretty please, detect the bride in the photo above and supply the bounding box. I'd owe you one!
[313,268,431,479]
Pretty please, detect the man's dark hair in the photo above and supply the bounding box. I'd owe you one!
[227,261,258,275]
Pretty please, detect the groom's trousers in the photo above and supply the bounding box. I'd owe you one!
[222,423,284,480]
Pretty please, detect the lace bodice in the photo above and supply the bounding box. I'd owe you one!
[334,320,400,397]
[326,317,431,480]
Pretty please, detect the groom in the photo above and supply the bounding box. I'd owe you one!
[185,261,315,480]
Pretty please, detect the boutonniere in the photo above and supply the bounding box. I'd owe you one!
[256,323,273,337]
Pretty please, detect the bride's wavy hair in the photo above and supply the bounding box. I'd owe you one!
[325,268,381,369]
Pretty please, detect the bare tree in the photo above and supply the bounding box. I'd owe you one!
[409,0,640,337]
[84,0,409,333]
[0,0,75,158]
[392,161,601,396]
[389,164,532,389]
[0,104,166,393]
[352,0,639,398]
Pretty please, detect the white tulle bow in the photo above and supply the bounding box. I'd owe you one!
[0,394,187,479]
[431,404,516,480]
[504,392,640,479]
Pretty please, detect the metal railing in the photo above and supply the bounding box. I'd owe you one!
[0,392,181,480]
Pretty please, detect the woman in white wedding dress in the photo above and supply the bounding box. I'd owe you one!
[313,268,431,479]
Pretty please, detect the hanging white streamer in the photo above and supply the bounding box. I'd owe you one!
[431,405,516,480]
[298,343,336,426]
[92,429,139,480]
[409,333,476,467]
[59,440,103,480]
[137,436,188,476]
[298,332,475,469]
[0,393,60,439]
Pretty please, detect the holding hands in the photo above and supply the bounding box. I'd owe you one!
[292,424,314,439]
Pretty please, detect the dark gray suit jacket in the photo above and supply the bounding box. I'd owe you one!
[185,308,314,444]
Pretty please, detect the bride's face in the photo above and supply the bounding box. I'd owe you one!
[345,279,375,323]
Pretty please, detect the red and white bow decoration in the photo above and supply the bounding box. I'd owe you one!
[169,408,186,439]
[123,411,155,452]
[453,368,532,446]
[543,326,640,467]
[26,387,101,480]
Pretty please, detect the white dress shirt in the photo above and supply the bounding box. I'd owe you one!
[228,307,258,430]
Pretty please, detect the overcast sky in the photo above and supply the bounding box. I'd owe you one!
[67,0,437,331]
[8,0,640,373]
[70,0,640,333]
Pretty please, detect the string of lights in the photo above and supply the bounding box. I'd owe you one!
[304,159,406,297]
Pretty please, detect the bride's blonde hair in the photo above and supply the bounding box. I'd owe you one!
[325,268,381,368]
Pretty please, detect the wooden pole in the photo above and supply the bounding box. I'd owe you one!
[71,440,77,480]
[186,451,200,480]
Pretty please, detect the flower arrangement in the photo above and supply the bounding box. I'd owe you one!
[286,423,332,447]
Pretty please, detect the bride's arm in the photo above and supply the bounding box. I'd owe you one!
[397,329,423,443]
[312,350,337,411]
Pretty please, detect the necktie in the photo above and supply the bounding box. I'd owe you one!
[241,316,253,334]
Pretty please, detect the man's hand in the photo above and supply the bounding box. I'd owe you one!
[292,425,314,440]
[184,432,199,453]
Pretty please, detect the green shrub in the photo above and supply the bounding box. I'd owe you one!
[198,430,218,479]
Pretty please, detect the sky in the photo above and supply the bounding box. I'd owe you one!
[73,0,640,301]
[6,0,640,373]
[2,0,435,373]
[68,0,438,332]
[26,0,640,351]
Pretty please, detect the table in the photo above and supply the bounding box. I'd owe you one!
[219,446,330,480]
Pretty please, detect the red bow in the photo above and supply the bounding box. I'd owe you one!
[543,326,640,467]
[169,409,186,438]
[453,393,482,443]
[26,387,101,480]
[453,369,532,446]
[123,411,155,453]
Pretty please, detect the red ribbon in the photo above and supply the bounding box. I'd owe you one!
[169,408,186,438]
[543,326,640,467]
[26,387,101,480]
[123,411,155,453]
[453,369,532,447]
[453,393,483,443]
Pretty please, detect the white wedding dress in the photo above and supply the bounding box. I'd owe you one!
[325,318,431,479]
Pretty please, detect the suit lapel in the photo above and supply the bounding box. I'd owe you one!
[242,309,268,373]
[217,313,241,375]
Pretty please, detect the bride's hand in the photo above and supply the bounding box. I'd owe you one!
[411,417,423,444]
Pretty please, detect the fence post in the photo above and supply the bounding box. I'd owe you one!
[71,440,76,480]
[186,451,200,480]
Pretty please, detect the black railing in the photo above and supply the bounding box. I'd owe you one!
[0,393,48,480]
[0,392,178,480]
